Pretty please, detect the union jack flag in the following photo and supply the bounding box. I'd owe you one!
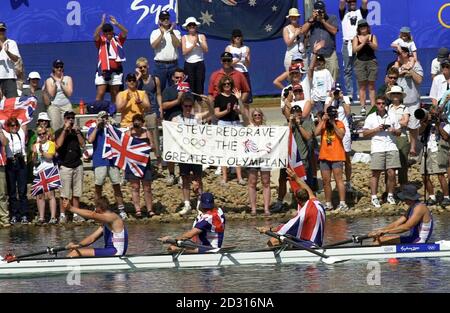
[102,125,150,177]
[31,166,62,197]
[288,127,307,192]
[177,81,191,93]
[0,96,37,126]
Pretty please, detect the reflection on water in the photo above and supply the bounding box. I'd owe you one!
[1,214,450,292]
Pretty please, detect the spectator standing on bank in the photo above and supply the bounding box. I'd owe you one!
[226,29,253,107]
[32,126,57,225]
[44,59,73,131]
[214,76,246,186]
[3,117,28,224]
[303,1,339,81]
[431,47,450,80]
[339,0,369,100]
[0,125,9,227]
[315,106,348,211]
[22,72,49,129]
[54,111,85,223]
[395,46,423,157]
[352,19,378,115]
[386,86,410,188]
[282,8,306,71]
[362,96,401,208]
[136,57,162,167]
[150,10,181,92]
[0,22,21,98]
[125,114,156,218]
[181,17,208,103]
[87,111,127,219]
[94,14,128,103]
[324,83,353,191]
[116,73,150,128]
[430,59,450,108]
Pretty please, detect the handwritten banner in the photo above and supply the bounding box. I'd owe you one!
[162,121,288,168]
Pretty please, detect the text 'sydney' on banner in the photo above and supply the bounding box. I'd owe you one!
[162,121,288,168]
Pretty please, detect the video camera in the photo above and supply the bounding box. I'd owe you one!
[326,106,338,120]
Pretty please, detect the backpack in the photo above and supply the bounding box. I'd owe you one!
[86,100,117,116]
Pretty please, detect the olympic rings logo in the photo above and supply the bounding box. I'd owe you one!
[183,137,206,148]
[438,3,450,29]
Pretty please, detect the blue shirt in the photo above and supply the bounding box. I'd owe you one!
[88,126,115,168]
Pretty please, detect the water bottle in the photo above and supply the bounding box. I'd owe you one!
[79,99,85,114]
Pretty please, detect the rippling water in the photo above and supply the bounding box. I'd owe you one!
[1,214,450,293]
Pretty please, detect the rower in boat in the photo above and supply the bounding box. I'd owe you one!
[257,168,325,248]
[159,192,225,253]
[368,184,433,245]
[64,196,128,257]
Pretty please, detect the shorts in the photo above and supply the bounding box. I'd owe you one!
[370,151,401,170]
[94,166,121,186]
[125,163,152,182]
[218,120,242,127]
[343,129,352,153]
[420,150,447,175]
[94,247,118,257]
[354,58,378,82]
[95,71,123,86]
[179,163,202,176]
[405,102,420,129]
[319,160,343,171]
[59,165,83,199]
[248,167,271,172]
[399,236,426,244]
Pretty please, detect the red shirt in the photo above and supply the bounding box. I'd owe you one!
[208,69,250,98]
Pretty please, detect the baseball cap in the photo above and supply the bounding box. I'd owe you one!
[53,59,64,68]
[27,71,41,80]
[200,192,214,209]
[292,83,303,92]
[0,22,6,30]
[437,47,450,63]
[332,82,342,92]
[37,112,51,121]
[221,52,233,60]
[314,1,326,10]
[64,110,75,118]
[159,10,170,20]
[400,26,411,33]
[357,19,369,27]
[232,29,243,37]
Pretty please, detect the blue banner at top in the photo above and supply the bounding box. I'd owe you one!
[0,0,449,49]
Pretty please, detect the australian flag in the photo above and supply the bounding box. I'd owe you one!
[0,96,37,126]
[31,166,62,197]
[177,0,298,40]
[102,125,151,178]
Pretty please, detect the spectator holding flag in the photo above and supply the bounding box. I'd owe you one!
[116,73,150,128]
[31,126,57,225]
[3,117,28,224]
[315,106,348,211]
[124,114,156,218]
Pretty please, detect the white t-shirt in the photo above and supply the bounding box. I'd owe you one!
[429,74,450,102]
[0,39,21,79]
[150,29,182,61]
[341,9,364,41]
[226,45,249,73]
[183,35,204,64]
[311,69,334,102]
[280,77,311,109]
[3,128,26,158]
[391,38,417,53]
[431,58,441,76]
[363,111,400,153]
[388,103,408,136]
[325,96,351,129]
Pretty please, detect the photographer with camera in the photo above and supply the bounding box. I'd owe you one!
[314,106,348,211]
[430,59,450,109]
[280,65,311,118]
[415,106,450,206]
[87,111,127,220]
[3,117,28,224]
[303,1,339,81]
[362,96,401,208]
[55,111,85,223]
[324,83,353,191]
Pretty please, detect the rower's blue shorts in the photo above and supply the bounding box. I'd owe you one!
[400,236,419,244]
[94,247,118,257]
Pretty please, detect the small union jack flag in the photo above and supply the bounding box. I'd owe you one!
[177,80,191,93]
[102,125,151,177]
[0,96,37,126]
[31,166,62,197]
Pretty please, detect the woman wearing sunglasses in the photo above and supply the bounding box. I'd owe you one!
[32,126,57,225]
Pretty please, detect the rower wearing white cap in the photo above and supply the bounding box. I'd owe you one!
[369,184,433,245]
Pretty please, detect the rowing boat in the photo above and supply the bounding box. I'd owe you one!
[2,241,450,277]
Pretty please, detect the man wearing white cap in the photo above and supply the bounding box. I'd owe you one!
[22,72,49,129]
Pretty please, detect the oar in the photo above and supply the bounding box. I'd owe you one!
[3,246,68,263]
[264,230,347,265]
[322,234,371,249]
[159,238,236,253]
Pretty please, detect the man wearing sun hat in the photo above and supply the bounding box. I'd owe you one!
[22,71,49,129]
[0,22,21,98]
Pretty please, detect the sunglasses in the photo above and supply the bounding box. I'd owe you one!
[38,132,47,136]
[54,65,64,69]
[442,65,450,69]
[223,82,232,86]
[138,65,147,69]
[127,79,137,83]
[187,23,197,27]
[253,114,262,117]
[174,76,184,80]
[376,102,386,104]
[65,116,75,120]
[160,17,169,21]
[222,58,232,63]
[388,76,398,80]
[293,90,303,93]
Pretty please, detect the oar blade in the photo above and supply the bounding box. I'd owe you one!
[321,256,350,265]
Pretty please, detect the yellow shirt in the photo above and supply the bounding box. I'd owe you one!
[117,90,147,127]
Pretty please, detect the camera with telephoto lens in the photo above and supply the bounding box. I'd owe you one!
[414,108,441,125]
[327,106,338,120]
[283,86,293,98]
